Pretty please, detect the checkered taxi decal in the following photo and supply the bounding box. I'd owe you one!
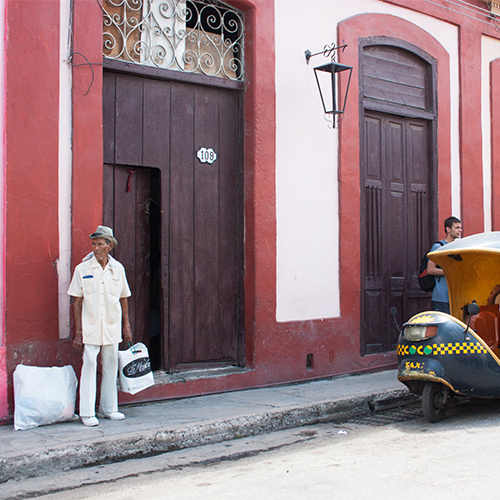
[397,342,488,356]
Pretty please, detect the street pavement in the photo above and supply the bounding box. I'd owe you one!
[0,369,412,486]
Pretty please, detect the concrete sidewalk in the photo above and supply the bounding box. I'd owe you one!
[0,369,412,485]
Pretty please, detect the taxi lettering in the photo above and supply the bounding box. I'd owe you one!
[405,361,424,370]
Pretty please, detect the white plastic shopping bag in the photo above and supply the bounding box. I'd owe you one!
[13,364,78,430]
[118,342,155,395]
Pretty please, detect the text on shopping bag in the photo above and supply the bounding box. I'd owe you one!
[122,356,152,378]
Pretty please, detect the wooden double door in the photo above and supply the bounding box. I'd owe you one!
[103,69,244,372]
[361,111,435,354]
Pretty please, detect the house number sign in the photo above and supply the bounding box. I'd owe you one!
[197,147,217,164]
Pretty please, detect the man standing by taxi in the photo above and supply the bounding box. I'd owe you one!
[427,216,462,314]
[68,226,132,427]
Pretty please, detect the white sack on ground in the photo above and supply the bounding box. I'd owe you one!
[13,364,78,430]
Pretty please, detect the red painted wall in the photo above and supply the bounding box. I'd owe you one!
[4,0,75,412]
[491,58,500,230]
[459,25,484,233]
[0,347,6,422]
[2,0,500,418]
[0,0,6,423]
[72,0,104,259]
[72,0,389,405]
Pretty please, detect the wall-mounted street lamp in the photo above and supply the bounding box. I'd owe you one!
[305,42,353,127]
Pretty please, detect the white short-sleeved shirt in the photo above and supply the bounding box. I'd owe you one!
[67,255,131,345]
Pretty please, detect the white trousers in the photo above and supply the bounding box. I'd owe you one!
[79,344,119,417]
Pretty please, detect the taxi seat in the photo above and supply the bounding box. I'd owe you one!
[470,304,500,355]
[487,285,500,305]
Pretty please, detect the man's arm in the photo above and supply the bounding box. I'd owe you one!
[427,259,445,277]
[72,296,84,351]
[120,297,133,344]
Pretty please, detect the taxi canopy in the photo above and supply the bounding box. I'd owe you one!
[428,232,500,319]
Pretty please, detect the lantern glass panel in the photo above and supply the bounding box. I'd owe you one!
[314,65,336,114]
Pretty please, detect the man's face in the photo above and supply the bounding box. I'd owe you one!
[447,222,462,239]
[92,238,113,263]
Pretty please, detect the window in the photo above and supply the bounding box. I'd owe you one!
[103,0,244,80]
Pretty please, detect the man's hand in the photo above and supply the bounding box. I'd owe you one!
[72,297,84,352]
[120,297,133,344]
[73,331,84,352]
[122,323,133,344]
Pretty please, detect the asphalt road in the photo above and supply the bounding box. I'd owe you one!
[6,399,500,500]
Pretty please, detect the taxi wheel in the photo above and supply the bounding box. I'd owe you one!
[422,382,447,423]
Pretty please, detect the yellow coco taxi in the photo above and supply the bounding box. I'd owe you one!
[397,231,500,422]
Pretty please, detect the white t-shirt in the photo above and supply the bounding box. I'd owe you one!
[67,255,131,345]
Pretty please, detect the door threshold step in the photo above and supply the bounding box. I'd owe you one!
[153,366,252,384]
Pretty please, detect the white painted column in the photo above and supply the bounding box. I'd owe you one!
[58,0,73,339]
[481,35,500,232]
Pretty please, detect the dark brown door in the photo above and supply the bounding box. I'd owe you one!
[361,111,433,354]
[103,164,153,349]
[103,70,244,372]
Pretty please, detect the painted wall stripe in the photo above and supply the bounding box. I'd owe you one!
[59,0,73,339]
[481,35,500,233]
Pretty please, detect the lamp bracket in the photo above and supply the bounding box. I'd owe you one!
[305,42,348,65]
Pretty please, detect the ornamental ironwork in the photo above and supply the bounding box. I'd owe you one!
[102,0,244,80]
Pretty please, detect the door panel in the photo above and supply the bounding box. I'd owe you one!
[169,83,197,366]
[406,121,433,320]
[218,90,243,357]
[193,87,221,363]
[103,164,151,348]
[361,111,433,354]
[143,78,171,169]
[115,75,143,166]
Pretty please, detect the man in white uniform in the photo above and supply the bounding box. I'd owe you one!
[68,226,132,427]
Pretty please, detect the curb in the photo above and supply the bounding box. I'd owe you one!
[0,388,413,484]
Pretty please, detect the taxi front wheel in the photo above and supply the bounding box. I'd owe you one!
[422,382,448,423]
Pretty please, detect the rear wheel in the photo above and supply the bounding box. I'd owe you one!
[422,382,448,423]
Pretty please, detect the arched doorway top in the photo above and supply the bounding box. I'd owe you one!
[360,38,437,118]
[339,13,448,62]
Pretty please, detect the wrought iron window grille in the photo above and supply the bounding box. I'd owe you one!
[102,0,244,80]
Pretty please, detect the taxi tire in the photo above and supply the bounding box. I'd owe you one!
[422,382,447,423]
